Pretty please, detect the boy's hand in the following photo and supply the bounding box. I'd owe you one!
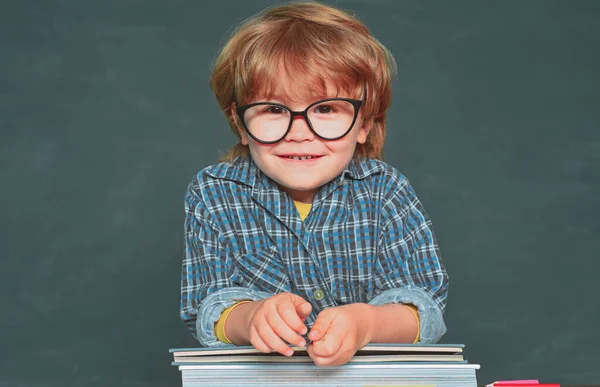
[306,303,374,366]
[244,292,312,357]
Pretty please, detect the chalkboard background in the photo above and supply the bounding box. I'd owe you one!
[1,1,599,386]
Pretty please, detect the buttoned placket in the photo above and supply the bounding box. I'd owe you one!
[250,178,346,314]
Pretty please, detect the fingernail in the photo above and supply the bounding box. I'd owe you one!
[298,340,306,347]
[285,348,294,357]
[300,327,307,335]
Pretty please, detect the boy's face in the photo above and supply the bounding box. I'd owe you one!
[235,80,370,204]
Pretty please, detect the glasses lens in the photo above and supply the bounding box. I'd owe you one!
[308,100,356,139]
[243,104,291,143]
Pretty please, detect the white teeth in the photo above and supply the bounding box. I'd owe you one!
[289,156,314,160]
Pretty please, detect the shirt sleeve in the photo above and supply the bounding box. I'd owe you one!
[180,178,273,347]
[368,177,449,343]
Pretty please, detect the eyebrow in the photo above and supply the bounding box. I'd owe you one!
[255,91,350,104]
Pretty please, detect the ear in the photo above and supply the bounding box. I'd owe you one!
[230,103,249,145]
[356,119,372,144]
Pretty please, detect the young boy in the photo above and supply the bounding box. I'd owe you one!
[180,1,448,367]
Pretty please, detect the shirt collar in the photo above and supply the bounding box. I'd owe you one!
[205,156,384,188]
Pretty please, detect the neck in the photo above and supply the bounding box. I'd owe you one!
[282,187,317,204]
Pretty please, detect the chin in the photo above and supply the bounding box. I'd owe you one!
[276,178,322,192]
[281,183,320,192]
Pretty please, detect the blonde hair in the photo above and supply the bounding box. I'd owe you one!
[210,1,397,162]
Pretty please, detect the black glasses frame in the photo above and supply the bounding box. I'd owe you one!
[235,98,364,144]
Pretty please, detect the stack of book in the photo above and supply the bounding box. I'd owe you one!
[169,343,480,386]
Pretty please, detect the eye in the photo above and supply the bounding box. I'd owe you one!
[315,105,334,114]
[265,105,288,114]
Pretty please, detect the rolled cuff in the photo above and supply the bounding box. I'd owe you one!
[368,286,447,343]
[196,287,273,347]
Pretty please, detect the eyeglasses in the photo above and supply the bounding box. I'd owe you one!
[235,98,364,144]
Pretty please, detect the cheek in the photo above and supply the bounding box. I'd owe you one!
[325,136,360,155]
[248,142,275,162]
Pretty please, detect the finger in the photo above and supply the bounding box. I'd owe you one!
[310,330,344,358]
[306,343,343,367]
[317,323,345,355]
[306,342,317,362]
[289,294,311,316]
[279,302,309,336]
[248,325,271,353]
[268,308,307,348]
[296,302,312,321]
[289,293,310,309]
[309,353,335,367]
[310,352,348,367]
[256,322,295,357]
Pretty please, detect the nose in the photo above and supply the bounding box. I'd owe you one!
[284,115,315,142]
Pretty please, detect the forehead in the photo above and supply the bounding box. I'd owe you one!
[247,62,363,104]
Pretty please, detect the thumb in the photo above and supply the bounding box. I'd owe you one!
[308,312,333,342]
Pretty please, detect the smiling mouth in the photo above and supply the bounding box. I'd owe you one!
[279,155,323,161]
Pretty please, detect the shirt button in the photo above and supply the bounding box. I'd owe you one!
[313,289,325,301]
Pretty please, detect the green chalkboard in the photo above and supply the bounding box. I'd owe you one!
[1,1,599,386]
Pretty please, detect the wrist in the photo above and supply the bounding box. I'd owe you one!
[402,304,420,344]
[356,303,377,346]
[367,303,419,343]
[225,300,258,345]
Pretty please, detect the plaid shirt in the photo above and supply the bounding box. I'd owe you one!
[181,156,448,346]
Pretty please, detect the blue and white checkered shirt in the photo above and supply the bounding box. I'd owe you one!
[181,156,448,346]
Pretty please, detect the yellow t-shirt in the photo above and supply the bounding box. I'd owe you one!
[293,200,312,221]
